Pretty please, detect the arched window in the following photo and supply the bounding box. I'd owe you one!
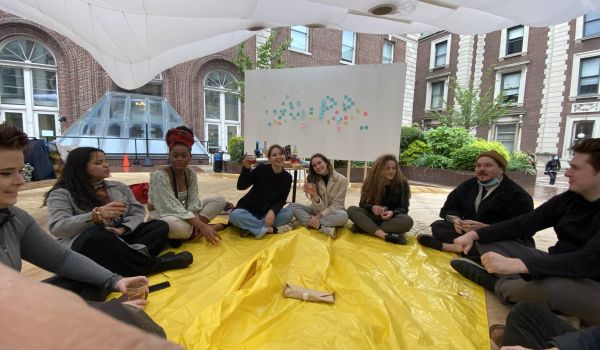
[0,38,60,138]
[203,69,240,152]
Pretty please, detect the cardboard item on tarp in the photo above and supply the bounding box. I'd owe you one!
[283,283,335,304]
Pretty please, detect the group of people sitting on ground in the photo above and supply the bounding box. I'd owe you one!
[2,120,599,348]
[416,140,600,349]
[229,146,414,245]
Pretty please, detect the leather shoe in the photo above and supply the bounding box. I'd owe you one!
[159,251,193,270]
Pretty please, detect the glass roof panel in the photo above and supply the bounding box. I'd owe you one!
[58,92,208,155]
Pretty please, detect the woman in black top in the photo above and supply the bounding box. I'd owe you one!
[347,154,413,244]
[229,144,294,239]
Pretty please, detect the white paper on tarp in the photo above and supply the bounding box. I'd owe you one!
[245,63,405,161]
[1,0,597,89]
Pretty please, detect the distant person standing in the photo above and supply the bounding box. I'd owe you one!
[545,155,561,185]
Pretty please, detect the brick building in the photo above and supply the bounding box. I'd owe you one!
[413,11,600,166]
[0,10,417,153]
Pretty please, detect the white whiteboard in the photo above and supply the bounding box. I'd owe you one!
[245,63,406,161]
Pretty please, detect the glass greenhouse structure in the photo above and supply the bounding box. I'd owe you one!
[58,92,208,157]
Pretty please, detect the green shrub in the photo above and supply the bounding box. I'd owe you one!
[227,136,245,163]
[413,154,453,169]
[507,151,536,174]
[400,126,424,151]
[450,140,509,171]
[400,140,431,165]
[351,161,374,168]
[425,127,474,158]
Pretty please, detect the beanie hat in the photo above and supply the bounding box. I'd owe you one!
[477,150,507,170]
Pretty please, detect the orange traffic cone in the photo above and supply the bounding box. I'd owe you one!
[122,154,130,169]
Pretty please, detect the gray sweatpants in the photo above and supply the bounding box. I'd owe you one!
[347,206,413,235]
[478,240,600,325]
[289,203,348,228]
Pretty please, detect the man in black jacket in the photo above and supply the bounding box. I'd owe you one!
[417,150,534,257]
[451,138,600,325]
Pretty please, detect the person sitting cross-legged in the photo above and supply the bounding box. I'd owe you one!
[451,138,600,326]
[347,154,413,245]
[289,153,348,239]
[417,150,534,258]
[228,144,294,239]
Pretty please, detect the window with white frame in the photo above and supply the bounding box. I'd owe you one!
[584,11,600,37]
[494,124,518,152]
[494,64,527,105]
[425,77,448,111]
[563,117,599,159]
[506,26,524,55]
[578,56,600,95]
[429,35,451,69]
[501,71,521,103]
[341,31,356,64]
[290,26,309,53]
[382,40,394,64]
[203,69,240,152]
[576,11,600,40]
[0,37,61,138]
[570,50,600,97]
[499,25,529,58]
[430,81,444,109]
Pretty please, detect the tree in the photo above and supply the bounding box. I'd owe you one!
[231,29,291,102]
[428,72,509,131]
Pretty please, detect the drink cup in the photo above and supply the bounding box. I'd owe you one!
[126,279,148,301]
[246,155,256,165]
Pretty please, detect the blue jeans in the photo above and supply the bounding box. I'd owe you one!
[229,208,294,239]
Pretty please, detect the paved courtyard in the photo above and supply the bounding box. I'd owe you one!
[17,165,561,348]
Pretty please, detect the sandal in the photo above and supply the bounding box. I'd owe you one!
[489,324,505,347]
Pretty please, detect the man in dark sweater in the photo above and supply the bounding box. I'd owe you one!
[418,150,534,257]
[451,138,600,325]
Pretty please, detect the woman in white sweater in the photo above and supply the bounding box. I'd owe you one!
[289,153,348,238]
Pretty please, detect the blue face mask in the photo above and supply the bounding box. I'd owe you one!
[478,174,503,188]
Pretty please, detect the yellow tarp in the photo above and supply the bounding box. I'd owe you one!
[139,225,489,349]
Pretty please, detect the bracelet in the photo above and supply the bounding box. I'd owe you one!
[92,207,103,224]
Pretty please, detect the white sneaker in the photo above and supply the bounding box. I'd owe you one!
[275,223,293,233]
[319,226,336,239]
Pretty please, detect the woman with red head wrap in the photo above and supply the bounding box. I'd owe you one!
[148,126,228,245]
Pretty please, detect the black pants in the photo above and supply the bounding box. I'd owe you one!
[548,172,557,185]
[347,206,413,235]
[71,220,169,276]
[502,301,575,349]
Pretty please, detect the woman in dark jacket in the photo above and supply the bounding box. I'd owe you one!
[229,144,294,239]
[347,154,413,245]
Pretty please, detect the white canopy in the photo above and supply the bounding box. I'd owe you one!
[2,0,599,89]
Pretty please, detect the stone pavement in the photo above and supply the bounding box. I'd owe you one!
[16,166,560,349]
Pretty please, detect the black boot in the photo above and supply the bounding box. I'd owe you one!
[158,251,193,270]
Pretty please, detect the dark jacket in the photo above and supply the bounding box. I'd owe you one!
[477,191,600,280]
[359,179,411,215]
[545,159,561,174]
[235,163,292,217]
[440,176,533,226]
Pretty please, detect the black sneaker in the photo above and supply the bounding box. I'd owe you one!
[384,233,407,245]
[159,251,193,270]
[450,257,498,291]
[417,234,443,251]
